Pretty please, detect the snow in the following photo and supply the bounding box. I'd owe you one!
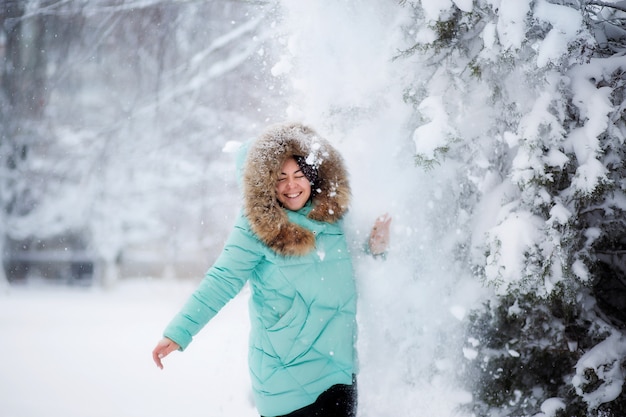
[534,0,583,68]
[462,348,478,360]
[0,280,255,417]
[484,209,546,295]
[0,268,481,417]
[420,0,453,21]
[548,202,571,226]
[413,96,455,161]
[572,332,626,409]
[452,0,473,13]
[494,0,532,50]
[537,397,566,417]
[4,0,626,416]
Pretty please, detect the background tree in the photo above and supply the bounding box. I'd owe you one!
[1,0,287,286]
[0,0,49,285]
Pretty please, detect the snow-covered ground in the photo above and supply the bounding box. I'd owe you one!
[0,266,482,417]
[0,280,255,417]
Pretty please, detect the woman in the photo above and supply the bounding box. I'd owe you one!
[152,122,391,417]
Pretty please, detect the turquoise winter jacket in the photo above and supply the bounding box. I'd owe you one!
[163,205,357,417]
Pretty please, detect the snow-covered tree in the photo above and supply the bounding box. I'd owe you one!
[0,0,49,286]
[1,0,286,286]
[399,0,626,415]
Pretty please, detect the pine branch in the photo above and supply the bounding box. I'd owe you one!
[596,249,626,254]
[586,0,626,13]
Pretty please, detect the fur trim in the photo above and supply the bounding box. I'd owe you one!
[242,122,351,256]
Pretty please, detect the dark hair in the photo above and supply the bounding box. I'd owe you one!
[294,155,319,188]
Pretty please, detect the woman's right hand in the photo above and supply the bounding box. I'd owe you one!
[368,213,392,256]
[152,337,180,369]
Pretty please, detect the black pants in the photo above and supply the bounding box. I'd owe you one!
[264,378,358,417]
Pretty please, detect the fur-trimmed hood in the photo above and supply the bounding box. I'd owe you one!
[242,122,351,256]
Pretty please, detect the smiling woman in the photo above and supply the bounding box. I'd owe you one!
[275,157,312,211]
[152,122,391,417]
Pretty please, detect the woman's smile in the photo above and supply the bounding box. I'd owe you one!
[276,158,312,211]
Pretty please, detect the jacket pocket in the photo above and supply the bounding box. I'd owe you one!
[265,293,308,363]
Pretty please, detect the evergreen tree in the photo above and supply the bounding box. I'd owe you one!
[400,0,626,415]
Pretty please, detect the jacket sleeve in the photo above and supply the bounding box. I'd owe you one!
[163,218,263,350]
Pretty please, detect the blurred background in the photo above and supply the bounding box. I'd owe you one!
[1,0,289,287]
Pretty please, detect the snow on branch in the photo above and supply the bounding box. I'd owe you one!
[586,1,626,13]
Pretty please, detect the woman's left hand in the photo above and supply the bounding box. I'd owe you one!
[369,213,392,256]
[152,337,180,370]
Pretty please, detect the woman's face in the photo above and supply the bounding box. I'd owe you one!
[276,157,312,211]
